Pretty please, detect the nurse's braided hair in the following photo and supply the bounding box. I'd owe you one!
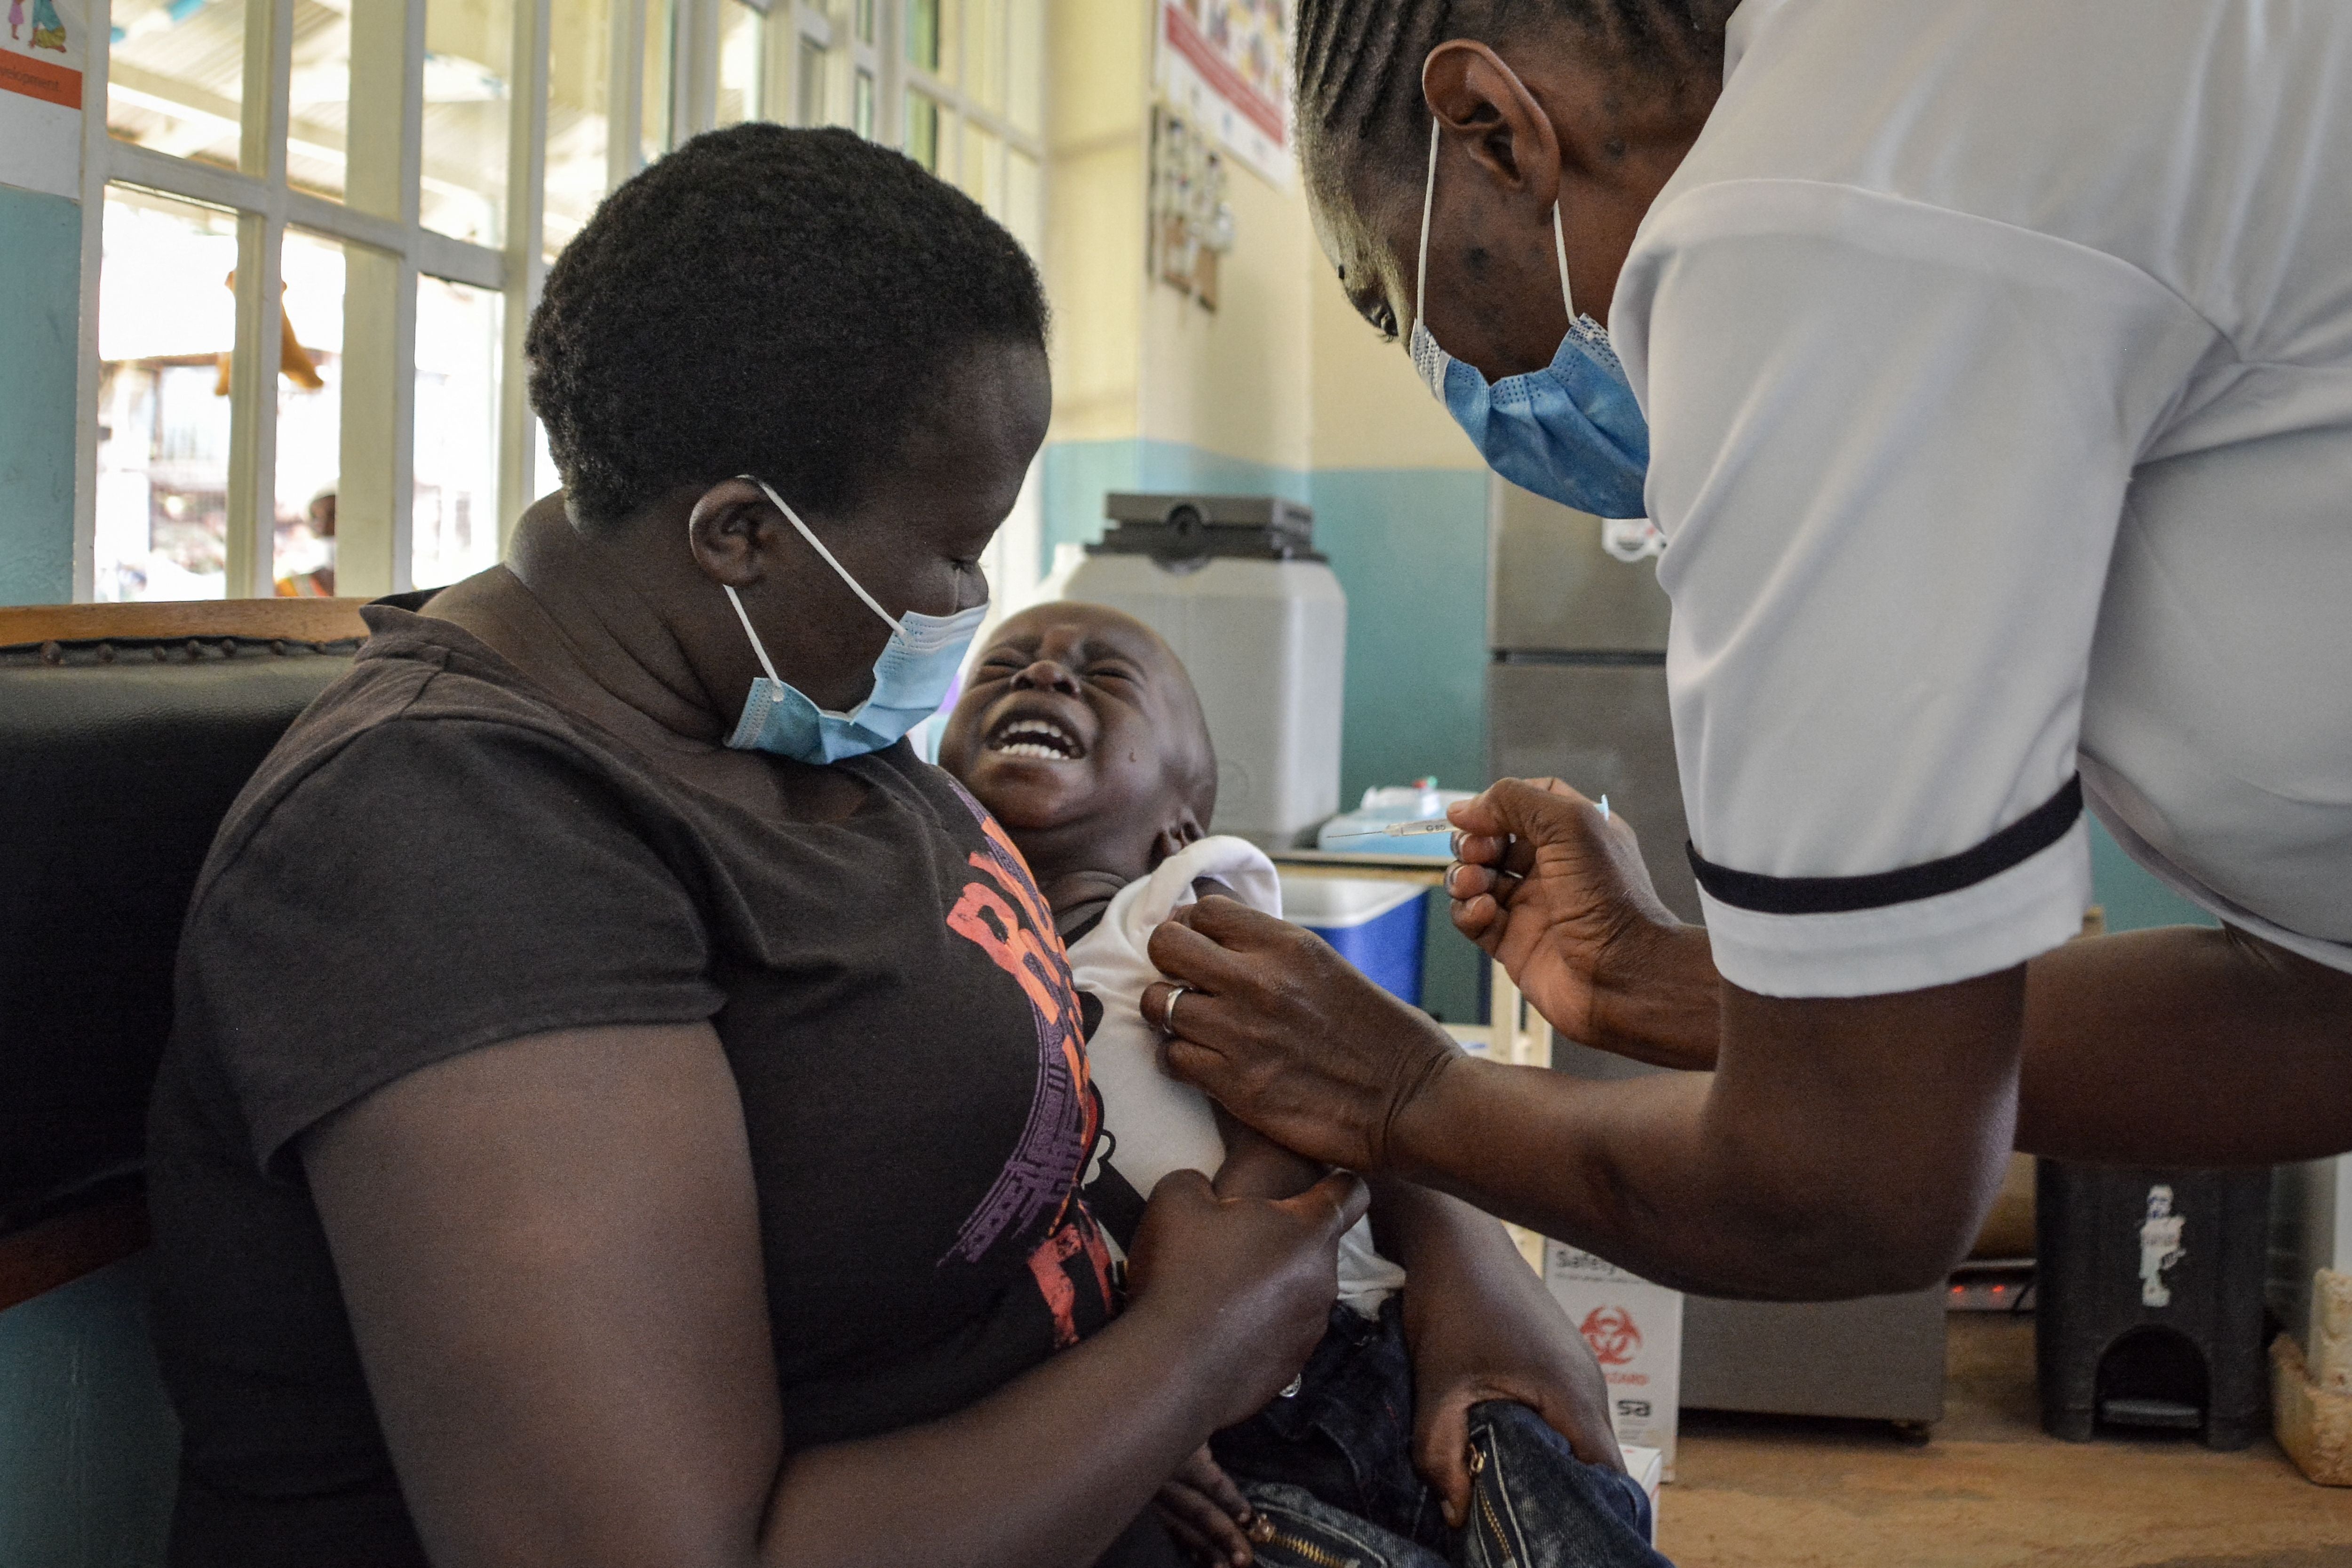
[1292,0,1732,189]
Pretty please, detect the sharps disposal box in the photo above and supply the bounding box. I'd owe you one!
[1544,1241,1685,1477]
[1277,874,1425,1006]
[1051,494,1346,847]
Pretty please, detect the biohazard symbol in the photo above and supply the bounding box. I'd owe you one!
[1579,1305,1642,1367]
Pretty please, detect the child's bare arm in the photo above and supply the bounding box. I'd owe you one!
[1209,1101,1327,1202]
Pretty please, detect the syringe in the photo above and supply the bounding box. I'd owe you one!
[1328,818,1455,839]
[1329,794,1609,839]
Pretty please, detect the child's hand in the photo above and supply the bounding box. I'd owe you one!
[1154,1445,1264,1567]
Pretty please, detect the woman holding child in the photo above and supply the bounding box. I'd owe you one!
[147,126,1666,1568]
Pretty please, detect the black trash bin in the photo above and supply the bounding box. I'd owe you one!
[2035,1160,2272,1450]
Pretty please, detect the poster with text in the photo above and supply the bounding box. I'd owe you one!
[1,0,84,199]
[1156,0,1289,187]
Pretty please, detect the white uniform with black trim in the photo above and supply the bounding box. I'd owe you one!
[1065,836,1406,1317]
[1610,0,2352,996]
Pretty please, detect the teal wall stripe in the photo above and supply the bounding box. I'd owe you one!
[2090,817,2222,933]
[1307,468,1489,805]
[0,1256,181,1568]
[0,183,82,608]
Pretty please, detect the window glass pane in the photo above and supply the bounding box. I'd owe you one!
[794,33,824,126]
[1005,145,1040,255]
[274,229,345,595]
[106,0,250,172]
[964,0,1001,115]
[905,0,935,73]
[903,88,937,171]
[855,0,874,45]
[422,0,513,245]
[413,277,504,589]
[715,0,760,127]
[961,120,999,215]
[852,65,873,139]
[1005,0,1040,137]
[95,186,238,602]
[544,0,613,255]
[284,0,350,200]
[641,0,673,163]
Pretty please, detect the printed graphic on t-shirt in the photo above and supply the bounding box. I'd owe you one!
[938,779,1113,1344]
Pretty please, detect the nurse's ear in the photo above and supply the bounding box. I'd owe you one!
[684,478,789,589]
[1421,40,1566,213]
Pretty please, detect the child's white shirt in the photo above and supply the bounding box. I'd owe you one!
[1065,835,1406,1318]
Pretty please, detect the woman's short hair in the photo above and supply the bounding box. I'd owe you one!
[1293,0,1735,193]
[526,123,1048,529]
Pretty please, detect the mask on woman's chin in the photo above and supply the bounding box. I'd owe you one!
[1407,117,1652,522]
[713,476,989,765]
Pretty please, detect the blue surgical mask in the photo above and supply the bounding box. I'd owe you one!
[1406,118,1652,520]
[717,476,989,764]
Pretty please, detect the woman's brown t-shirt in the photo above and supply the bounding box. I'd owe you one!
[147,607,1117,1564]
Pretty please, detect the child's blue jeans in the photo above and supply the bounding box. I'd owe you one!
[1210,1301,1672,1568]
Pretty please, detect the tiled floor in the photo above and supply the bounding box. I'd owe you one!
[1654,1315,2352,1568]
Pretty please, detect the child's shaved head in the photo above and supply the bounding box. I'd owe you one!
[941,603,1219,893]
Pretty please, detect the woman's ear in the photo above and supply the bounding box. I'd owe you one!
[685,478,783,589]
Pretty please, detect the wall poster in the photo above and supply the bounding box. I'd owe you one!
[1155,0,1289,187]
[0,0,84,199]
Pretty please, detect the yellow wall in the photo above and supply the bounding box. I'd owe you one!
[1136,142,1315,473]
[1041,0,1149,445]
[1308,247,1484,472]
[1041,0,1478,476]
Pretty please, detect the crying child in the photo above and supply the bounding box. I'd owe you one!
[939,602,1664,1568]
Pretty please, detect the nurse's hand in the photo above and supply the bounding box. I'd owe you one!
[1144,899,1466,1172]
[1447,777,1721,1071]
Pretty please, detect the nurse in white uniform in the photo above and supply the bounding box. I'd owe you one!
[1143,0,2352,1298]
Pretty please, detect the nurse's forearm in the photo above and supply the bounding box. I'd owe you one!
[2017,925,2352,1165]
[1383,971,2027,1299]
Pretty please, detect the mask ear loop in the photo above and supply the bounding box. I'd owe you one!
[1422,115,1579,329]
[1553,201,1576,324]
[1414,115,1440,331]
[737,474,907,635]
[723,581,788,687]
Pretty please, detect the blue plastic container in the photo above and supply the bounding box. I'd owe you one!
[1279,875,1427,1006]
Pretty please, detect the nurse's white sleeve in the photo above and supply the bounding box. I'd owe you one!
[1613,180,2219,997]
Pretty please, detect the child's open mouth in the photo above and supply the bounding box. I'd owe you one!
[985,717,1086,760]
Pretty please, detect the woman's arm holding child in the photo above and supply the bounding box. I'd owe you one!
[307,1021,1367,1568]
